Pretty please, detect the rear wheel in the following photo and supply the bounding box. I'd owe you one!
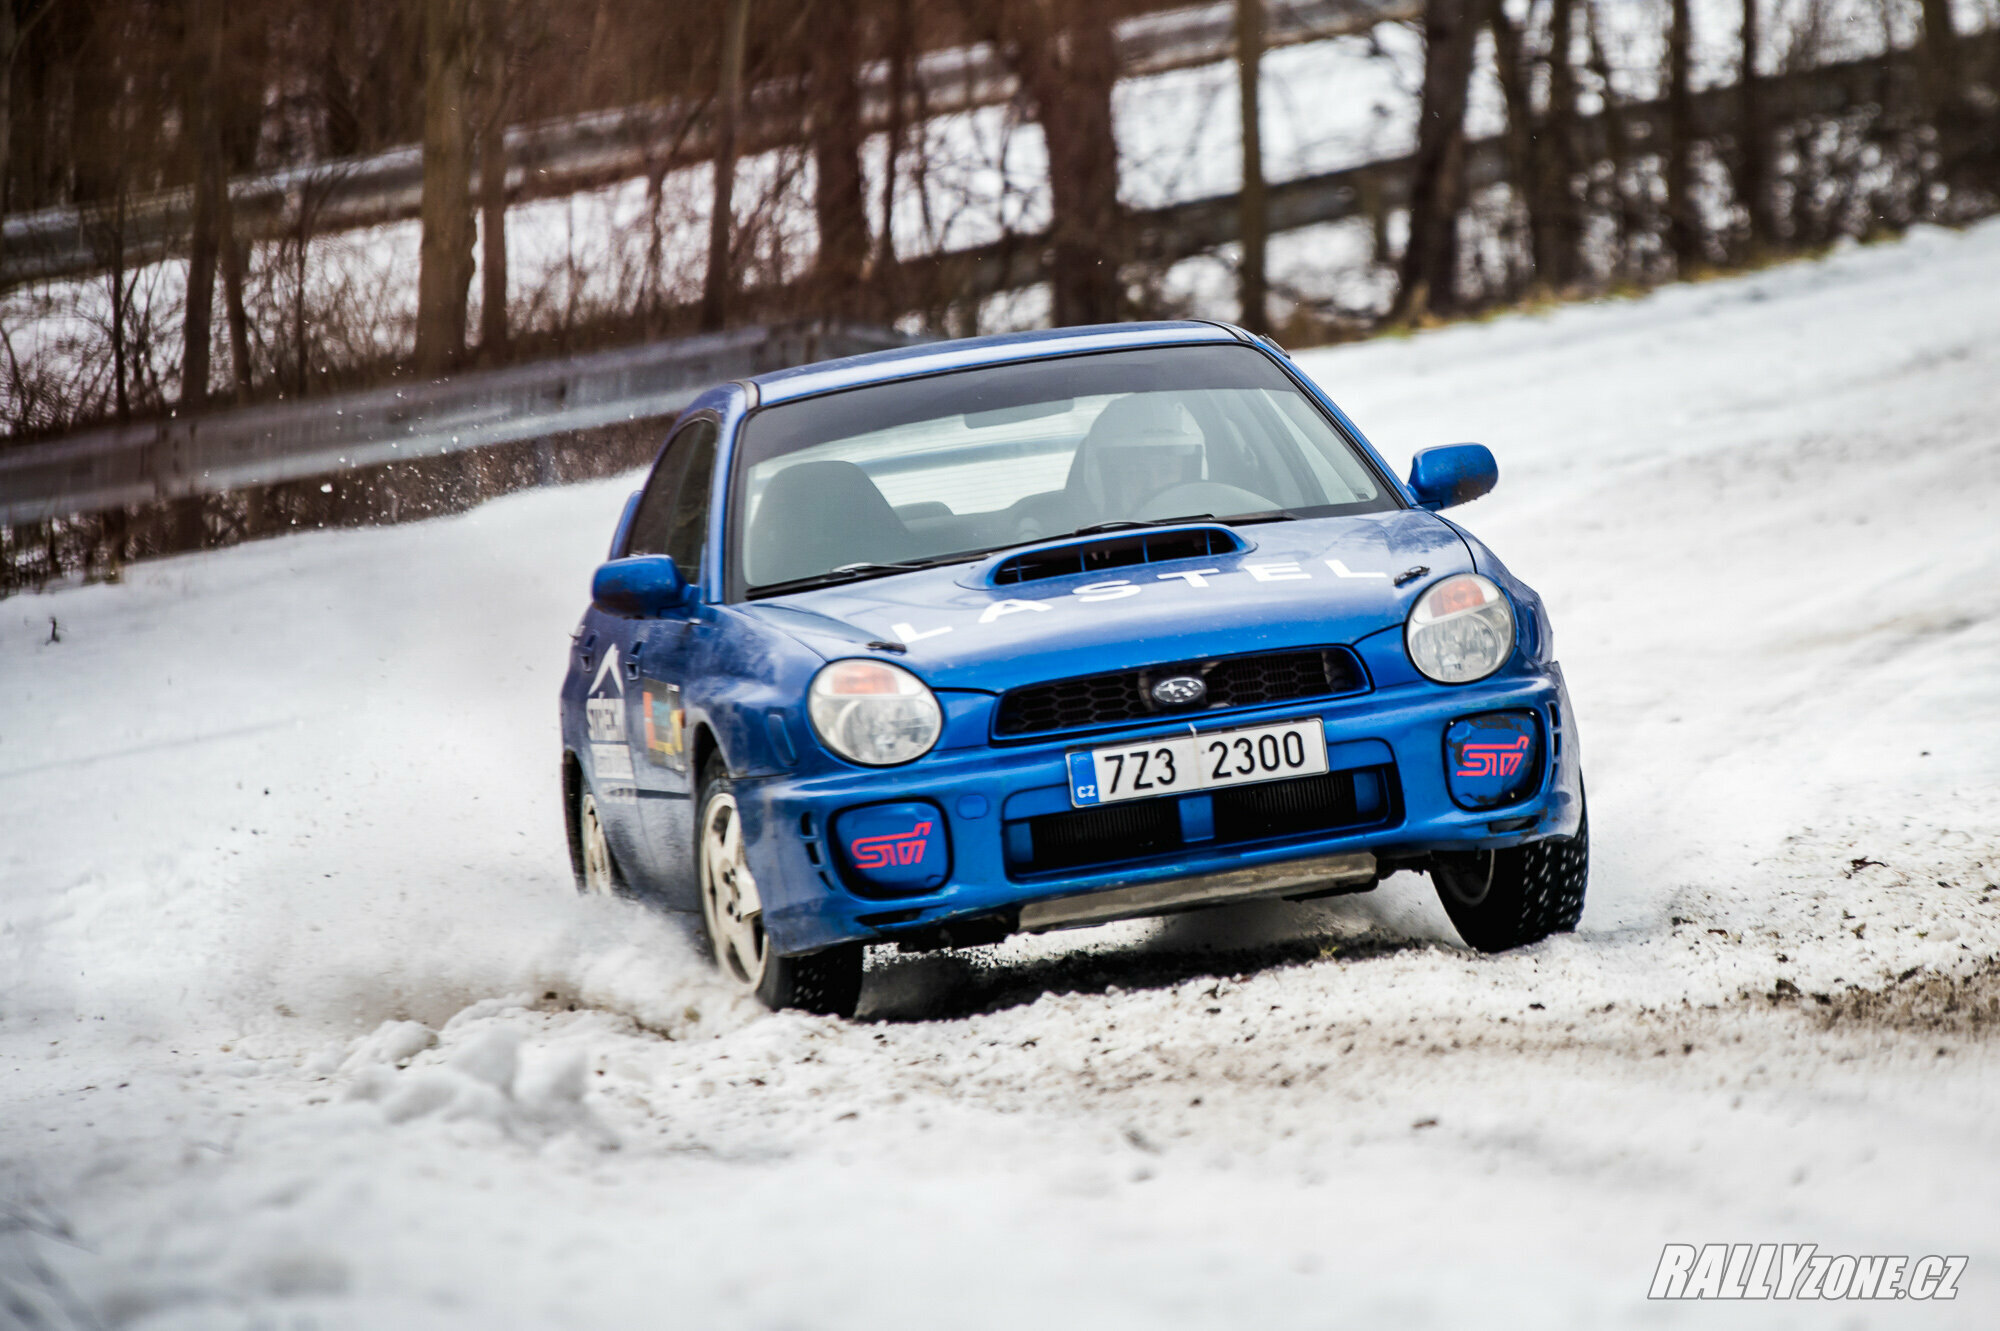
[1431,801,1589,952]
[697,759,863,1016]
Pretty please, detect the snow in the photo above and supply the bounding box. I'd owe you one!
[5,219,2000,1327]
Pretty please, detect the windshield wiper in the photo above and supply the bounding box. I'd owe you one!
[1062,514,1214,538]
[746,551,992,600]
[1059,510,1296,540]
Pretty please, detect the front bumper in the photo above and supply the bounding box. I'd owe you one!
[737,665,1584,956]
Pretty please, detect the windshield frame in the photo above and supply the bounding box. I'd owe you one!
[724,343,1405,604]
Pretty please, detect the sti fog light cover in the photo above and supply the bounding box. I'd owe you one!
[1406,573,1515,684]
[1444,711,1541,809]
[808,659,943,765]
[832,802,950,895]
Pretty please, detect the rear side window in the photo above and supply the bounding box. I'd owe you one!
[625,419,719,587]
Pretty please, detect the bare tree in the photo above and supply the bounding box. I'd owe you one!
[1540,0,1583,289]
[1665,0,1700,274]
[1581,0,1636,278]
[1486,0,1538,294]
[476,0,512,356]
[809,0,869,313]
[1392,0,1480,322]
[1236,0,1269,333]
[1,0,61,224]
[1738,0,1776,253]
[179,0,226,408]
[872,0,918,315]
[701,0,751,331]
[1003,0,1124,326]
[416,0,476,373]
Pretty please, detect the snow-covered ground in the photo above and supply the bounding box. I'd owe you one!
[4,220,1999,1328]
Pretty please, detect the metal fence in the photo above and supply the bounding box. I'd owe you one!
[0,323,909,527]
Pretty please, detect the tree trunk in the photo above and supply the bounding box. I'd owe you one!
[1014,0,1123,326]
[1392,0,1480,323]
[1919,0,1970,193]
[415,0,476,374]
[221,223,251,399]
[701,0,750,332]
[4,0,63,253]
[1485,0,1538,295]
[477,0,508,356]
[810,2,869,311]
[1,0,15,224]
[1665,0,1700,275]
[109,193,130,421]
[1919,0,1961,94]
[1582,0,1634,278]
[179,0,224,409]
[874,0,915,314]
[1738,0,1775,253]
[1236,0,1269,334]
[1541,0,1583,290]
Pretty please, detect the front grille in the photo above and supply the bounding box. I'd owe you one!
[1022,799,1181,872]
[995,647,1368,738]
[1008,766,1396,876]
[1212,772,1358,842]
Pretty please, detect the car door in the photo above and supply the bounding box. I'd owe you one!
[577,596,648,883]
[620,417,719,907]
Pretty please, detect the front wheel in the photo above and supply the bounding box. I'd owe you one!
[697,760,863,1016]
[1431,800,1589,953]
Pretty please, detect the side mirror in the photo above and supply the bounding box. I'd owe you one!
[592,555,690,617]
[1408,444,1498,511]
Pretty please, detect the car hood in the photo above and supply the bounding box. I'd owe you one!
[739,509,1473,692]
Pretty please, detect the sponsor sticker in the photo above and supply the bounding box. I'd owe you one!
[1648,1246,1964,1301]
[640,679,686,770]
[590,742,635,784]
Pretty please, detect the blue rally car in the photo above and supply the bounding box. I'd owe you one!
[561,322,1586,1015]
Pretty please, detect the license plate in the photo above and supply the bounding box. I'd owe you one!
[1067,718,1329,807]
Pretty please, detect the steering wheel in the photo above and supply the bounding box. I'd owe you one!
[1133,481,1279,522]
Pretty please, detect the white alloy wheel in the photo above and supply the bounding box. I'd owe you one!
[578,792,618,896]
[700,791,769,987]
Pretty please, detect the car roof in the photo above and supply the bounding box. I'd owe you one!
[748,320,1247,406]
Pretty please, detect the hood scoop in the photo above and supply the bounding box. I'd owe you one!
[988,524,1247,587]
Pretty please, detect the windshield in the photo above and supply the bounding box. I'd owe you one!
[731,343,1397,599]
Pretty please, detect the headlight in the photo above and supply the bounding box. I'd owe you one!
[808,659,943,765]
[1406,573,1515,684]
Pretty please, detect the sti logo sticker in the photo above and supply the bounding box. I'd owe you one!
[850,822,933,870]
[1455,735,1530,778]
[640,680,686,770]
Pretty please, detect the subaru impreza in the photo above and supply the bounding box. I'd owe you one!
[561,322,1587,1015]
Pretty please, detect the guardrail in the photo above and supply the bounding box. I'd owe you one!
[0,323,909,526]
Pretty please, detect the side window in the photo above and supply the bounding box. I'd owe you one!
[624,420,719,584]
[664,423,718,583]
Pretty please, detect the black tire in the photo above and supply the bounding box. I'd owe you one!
[696,758,863,1017]
[1431,799,1589,953]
